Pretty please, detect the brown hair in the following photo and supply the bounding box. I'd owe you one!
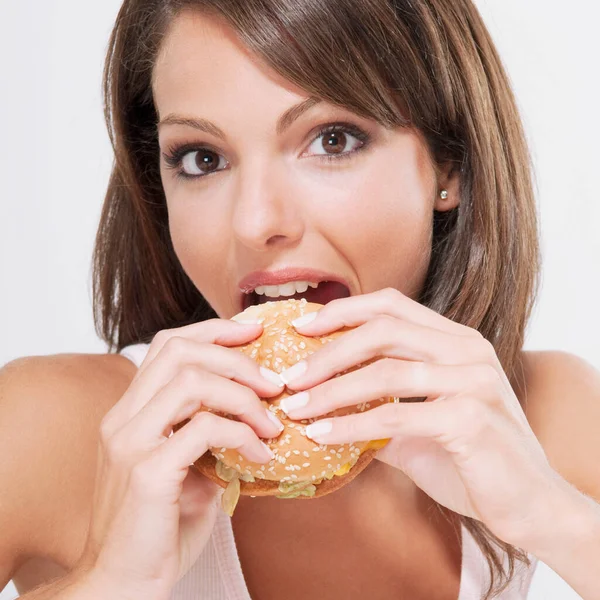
[93,0,540,596]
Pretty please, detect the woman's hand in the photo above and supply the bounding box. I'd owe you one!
[278,287,566,548]
[75,319,285,600]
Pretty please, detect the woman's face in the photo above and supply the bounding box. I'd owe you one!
[152,11,458,319]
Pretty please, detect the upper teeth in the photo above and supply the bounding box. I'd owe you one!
[254,280,320,297]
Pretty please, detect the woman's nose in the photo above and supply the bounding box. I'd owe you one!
[231,164,305,250]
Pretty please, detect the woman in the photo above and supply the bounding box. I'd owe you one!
[1,0,599,599]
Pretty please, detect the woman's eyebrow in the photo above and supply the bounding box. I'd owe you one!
[157,96,322,140]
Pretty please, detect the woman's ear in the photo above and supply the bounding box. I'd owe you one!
[434,163,461,212]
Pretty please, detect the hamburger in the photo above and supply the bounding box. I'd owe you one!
[173,297,408,516]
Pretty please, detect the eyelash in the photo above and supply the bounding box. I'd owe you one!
[161,122,371,182]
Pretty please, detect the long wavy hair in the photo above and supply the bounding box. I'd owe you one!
[92,1,541,596]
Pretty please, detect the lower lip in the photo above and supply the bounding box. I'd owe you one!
[243,281,350,311]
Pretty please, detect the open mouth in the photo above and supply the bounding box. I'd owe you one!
[242,281,351,311]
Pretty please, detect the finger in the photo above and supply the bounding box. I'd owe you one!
[104,336,284,434]
[152,411,275,473]
[282,315,497,391]
[136,318,263,377]
[281,359,503,419]
[302,398,464,446]
[115,366,285,448]
[292,287,476,338]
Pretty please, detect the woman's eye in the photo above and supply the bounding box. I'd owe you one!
[180,149,227,178]
[162,123,370,181]
[305,127,366,158]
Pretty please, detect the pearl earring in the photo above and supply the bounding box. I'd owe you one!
[440,190,448,200]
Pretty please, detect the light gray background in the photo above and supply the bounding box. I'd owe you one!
[1,0,597,597]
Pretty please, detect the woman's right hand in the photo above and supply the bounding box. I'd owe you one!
[74,319,285,600]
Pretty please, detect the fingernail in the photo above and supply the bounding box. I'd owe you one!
[238,319,261,325]
[279,361,308,385]
[260,366,285,388]
[265,408,285,432]
[291,312,317,328]
[305,420,333,441]
[260,441,275,460]
[280,392,310,415]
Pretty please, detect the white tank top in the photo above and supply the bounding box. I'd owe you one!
[119,343,539,599]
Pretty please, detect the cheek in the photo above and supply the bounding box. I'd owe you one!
[339,176,433,292]
[311,143,434,293]
[167,206,226,283]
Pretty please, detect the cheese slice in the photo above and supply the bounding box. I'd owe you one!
[332,438,391,476]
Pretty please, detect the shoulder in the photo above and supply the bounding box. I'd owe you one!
[0,352,137,576]
[517,350,600,501]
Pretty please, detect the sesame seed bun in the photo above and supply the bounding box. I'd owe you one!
[173,298,404,502]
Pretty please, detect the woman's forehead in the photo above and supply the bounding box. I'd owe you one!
[153,11,313,119]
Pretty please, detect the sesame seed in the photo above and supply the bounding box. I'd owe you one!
[302,462,310,467]
[291,474,298,479]
[293,450,300,455]
[285,451,291,458]
[303,451,310,458]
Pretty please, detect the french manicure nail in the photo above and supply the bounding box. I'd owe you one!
[265,408,285,432]
[305,420,333,440]
[280,391,310,415]
[279,361,308,385]
[260,366,285,388]
[291,312,318,328]
[260,441,275,460]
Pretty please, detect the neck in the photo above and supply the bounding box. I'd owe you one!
[235,458,448,540]
[232,457,463,597]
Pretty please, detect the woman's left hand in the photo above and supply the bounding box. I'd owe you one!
[278,288,567,548]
